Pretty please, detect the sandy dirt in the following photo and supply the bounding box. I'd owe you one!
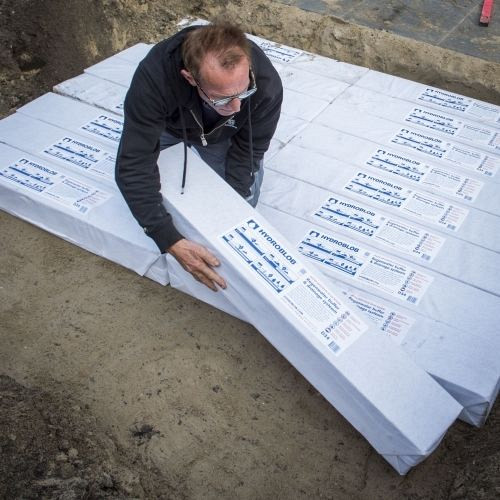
[1,1,499,498]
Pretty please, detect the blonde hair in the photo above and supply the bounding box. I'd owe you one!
[182,22,251,81]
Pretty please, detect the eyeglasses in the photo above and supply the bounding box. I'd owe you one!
[195,69,257,107]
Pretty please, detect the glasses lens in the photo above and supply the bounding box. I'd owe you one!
[212,97,233,107]
[212,87,257,107]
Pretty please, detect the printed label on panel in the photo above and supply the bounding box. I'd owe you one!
[342,290,415,344]
[221,218,367,355]
[298,229,433,305]
[0,157,111,214]
[344,171,469,232]
[80,114,123,143]
[417,88,500,123]
[313,195,445,262]
[252,41,302,64]
[391,128,498,177]
[41,136,116,180]
[366,148,484,202]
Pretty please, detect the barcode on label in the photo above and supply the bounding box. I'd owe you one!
[76,205,88,214]
[328,340,340,354]
[407,296,417,304]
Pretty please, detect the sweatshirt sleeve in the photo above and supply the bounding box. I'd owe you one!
[115,62,184,253]
[225,62,283,197]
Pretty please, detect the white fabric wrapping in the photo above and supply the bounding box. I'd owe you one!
[158,143,461,474]
[356,70,500,128]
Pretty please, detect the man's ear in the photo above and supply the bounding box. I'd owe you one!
[180,69,196,86]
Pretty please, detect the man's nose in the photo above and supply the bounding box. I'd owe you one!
[228,98,241,113]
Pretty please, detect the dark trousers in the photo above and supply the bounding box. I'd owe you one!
[159,131,263,207]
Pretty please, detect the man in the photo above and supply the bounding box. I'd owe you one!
[116,22,283,292]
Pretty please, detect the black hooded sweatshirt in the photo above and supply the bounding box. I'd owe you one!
[115,26,283,253]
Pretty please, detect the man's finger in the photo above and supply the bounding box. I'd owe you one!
[198,246,220,267]
[194,261,227,290]
[202,265,227,290]
[195,271,218,292]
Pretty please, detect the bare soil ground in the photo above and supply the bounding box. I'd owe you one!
[1,1,499,498]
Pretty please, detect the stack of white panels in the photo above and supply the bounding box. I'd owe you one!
[158,143,462,474]
[257,177,500,425]
[287,124,499,215]
[1,26,498,472]
[289,123,500,253]
[263,145,500,296]
[0,141,167,283]
[0,112,168,284]
[331,86,500,155]
[0,113,118,187]
[309,102,500,191]
[356,70,500,127]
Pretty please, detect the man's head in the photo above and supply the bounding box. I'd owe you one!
[180,22,254,116]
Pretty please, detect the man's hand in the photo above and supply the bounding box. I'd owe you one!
[168,239,227,292]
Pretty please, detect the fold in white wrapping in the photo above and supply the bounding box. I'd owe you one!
[333,87,500,155]
[54,73,126,117]
[273,113,309,144]
[276,65,350,103]
[282,88,330,121]
[264,150,500,296]
[356,70,500,128]
[288,52,368,84]
[0,143,164,281]
[290,124,500,253]
[84,56,136,88]
[255,200,500,426]
[314,102,500,184]
[158,143,461,474]
[114,42,152,63]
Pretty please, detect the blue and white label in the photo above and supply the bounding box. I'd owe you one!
[344,172,469,232]
[344,172,412,208]
[221,218,368,355]
[313,195,445,262]
[252,40,302,64]
[0,157,111,214]
[81,114,123,143]
[417,88,500,124]
[0,157,62,192]
[314,196,384,237]
[391,128,498,177]
[366,149,484,202]
[367,148,428,183]
[299,229,433,306]
[41,136,116,180]
[405,107,500,152]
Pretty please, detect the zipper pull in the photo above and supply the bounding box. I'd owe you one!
[200,133,207,146]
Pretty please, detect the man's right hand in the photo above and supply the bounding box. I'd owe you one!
[168,238,227,292]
